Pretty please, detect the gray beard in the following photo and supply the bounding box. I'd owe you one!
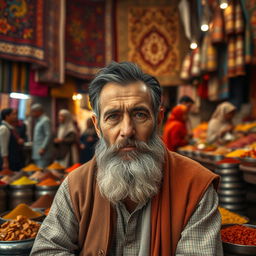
[95,132,165,204]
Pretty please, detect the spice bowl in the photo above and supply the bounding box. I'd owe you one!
[221,224,256,255]
[0,237,36,255]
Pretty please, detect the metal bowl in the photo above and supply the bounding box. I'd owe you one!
[240,157,256,164]
[222,224,256,255]
[0,238,35,255]
[208,154,224,162]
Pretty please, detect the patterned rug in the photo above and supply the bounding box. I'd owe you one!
[65,0,115,79]
[35,0,65,84]
[116,0,187,86]
[0,0,47,66]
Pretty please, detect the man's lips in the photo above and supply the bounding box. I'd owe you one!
[119,146,136,152]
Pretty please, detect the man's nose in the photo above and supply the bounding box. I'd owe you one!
[120,115,135,138]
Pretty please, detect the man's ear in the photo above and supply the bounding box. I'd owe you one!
[91,114,101,138]
[157,106,164,127]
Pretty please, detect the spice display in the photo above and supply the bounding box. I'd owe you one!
[209,147,231,155]
[39,172,59,181]
[226,134,256,149]
[65,163,81,173]
[22,163,41,172]
[221,225,256,245]
[37,178,60,186]
[0,176,12,184]
[219,207,248,225]
[0,215,40,241]
[2,203,42,220]
[240,149,256,159]
[225,149,248,158]
[47,162,65,170]
[29,171,45,181]
[0,169,14,176]
[30,194,54,209]
[0,180,6,185]
[216,158,240,165]
[11,176,37,185]
[50,170,64,179]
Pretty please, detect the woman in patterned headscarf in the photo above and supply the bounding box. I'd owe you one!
[207,102,237,144]
[162,104,189,151]
[54,109,79,168]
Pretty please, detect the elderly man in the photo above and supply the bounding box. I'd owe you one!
[30,104,53,168]
[31,62,223,255]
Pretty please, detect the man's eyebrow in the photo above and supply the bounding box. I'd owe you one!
[103,106,151,118]
[103,109,120,118]
[131,106,150,113]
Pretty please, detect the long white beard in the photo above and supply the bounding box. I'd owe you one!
[95,133,165,204]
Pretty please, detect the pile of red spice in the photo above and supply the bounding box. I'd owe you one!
[221,225,256,246]
[0,169,14,176]
[0,180,6,185]
[217,158,241,165]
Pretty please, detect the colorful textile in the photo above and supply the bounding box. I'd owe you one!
[180,53,192,81]
[36,0,65,84]
[224,0,235,35]
[116,0,187,86]
[0,60,29,93]
[65,0,115,79]
[29,71,48,97]
[211,7,225,44]
[190,48,201,77]
[0,0,47,66]
[245,0,256,64]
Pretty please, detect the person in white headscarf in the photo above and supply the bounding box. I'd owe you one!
[207,102,237,144]
[54,109,79,168]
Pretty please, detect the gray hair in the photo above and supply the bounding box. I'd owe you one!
[89,62,162,118]
[31,103,44,112]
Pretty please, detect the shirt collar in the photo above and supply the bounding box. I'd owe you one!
[2,120,14,129]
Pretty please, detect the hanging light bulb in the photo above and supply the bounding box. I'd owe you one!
[201,24,209,32]
[190,42,198,50]
[220,0,228,9]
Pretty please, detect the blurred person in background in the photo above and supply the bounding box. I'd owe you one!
[207,102,237,145]
[162,104,190,151]
[179,95,195,136]
[31,104,53,168]
[54,109,79,168]
[0,108,25,171]
[79,117,98,164]
[179,95,195,111]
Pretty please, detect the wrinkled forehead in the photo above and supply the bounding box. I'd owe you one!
[99,82,153,110]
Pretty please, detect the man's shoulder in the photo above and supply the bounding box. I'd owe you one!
[166,151,213,176]
[68,158,96,184]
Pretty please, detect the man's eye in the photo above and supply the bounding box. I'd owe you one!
[107,114,119,121]
[134,112,148,120]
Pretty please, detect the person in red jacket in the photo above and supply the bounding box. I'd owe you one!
[162,104,189,151]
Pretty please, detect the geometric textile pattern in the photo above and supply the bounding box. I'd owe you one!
[128,7,179,77]
[65,0,115,79]
[116,0,188,86]
[0,0,47,66]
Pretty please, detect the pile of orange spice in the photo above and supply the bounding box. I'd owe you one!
[37,178,59,186]
[2,203,42,220]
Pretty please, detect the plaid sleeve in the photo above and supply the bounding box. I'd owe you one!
[175,184,224,256]
[30,177,79,256]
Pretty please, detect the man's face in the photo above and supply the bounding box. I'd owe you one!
[6,110,18,125]
[92,82,162,151]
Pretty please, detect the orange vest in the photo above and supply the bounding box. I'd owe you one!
[68,150,219,256]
